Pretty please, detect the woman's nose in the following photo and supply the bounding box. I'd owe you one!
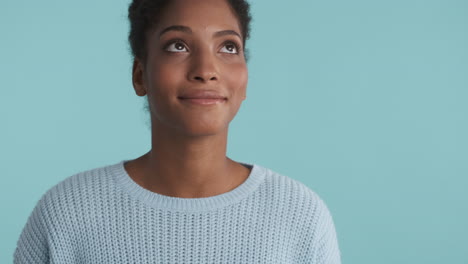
[187,51,219,83]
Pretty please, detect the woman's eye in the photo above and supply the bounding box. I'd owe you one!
[165,41,238,54]
[220,42,239,54]
[165,41,188,52]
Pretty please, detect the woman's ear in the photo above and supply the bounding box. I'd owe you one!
[132,59,147,96]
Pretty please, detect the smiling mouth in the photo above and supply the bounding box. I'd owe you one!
[177,97,227,105]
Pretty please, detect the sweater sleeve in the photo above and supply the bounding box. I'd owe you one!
[14,195,50,264]
[311,197,342,264]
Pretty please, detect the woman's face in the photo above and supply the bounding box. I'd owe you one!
[134,0,248,137]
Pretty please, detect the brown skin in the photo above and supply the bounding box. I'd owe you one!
[125,0,251,198]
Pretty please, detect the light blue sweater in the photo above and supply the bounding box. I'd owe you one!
[14,160,341,263]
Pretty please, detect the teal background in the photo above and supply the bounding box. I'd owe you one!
[1,0,467,263]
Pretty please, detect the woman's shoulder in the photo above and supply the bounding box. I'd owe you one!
[33,161,121,216]
[45,161,117,197]
[258,164,320,196]
[254,164,339,246]
[254,164,332,215]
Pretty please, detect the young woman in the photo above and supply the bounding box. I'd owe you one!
[14,0,341,263]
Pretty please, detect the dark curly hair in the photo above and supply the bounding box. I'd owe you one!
[128,0,252,63]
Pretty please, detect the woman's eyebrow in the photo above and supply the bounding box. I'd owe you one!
[159,25,192,38]
[213,30,241,39]
[159,25,241,40]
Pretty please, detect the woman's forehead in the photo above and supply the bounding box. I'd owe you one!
[155,0,241,33]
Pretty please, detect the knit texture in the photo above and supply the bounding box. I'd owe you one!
[14,160,341,263]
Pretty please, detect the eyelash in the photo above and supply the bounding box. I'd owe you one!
[163,39,241,54]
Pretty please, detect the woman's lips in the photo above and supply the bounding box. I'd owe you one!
[178,97,227,105]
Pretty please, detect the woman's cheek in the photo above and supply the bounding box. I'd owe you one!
[152,63,184,92]
[145,65,176,111]
[225,63,248,98]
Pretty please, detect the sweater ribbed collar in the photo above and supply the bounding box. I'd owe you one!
[110,160,267,212]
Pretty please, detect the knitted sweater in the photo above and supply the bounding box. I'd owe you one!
[14,160,341,263]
